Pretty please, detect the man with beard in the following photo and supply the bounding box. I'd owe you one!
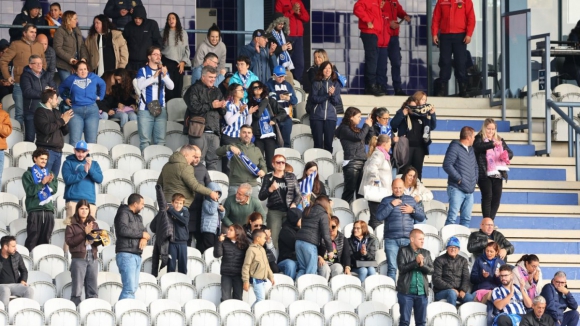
[222,183,266,227]
[492,264,533,326]
[122,5,162,71]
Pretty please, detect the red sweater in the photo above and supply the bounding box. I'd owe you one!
[431,0,476,37]
[383,0,408,37]
[275,0,310,37]
[354,0,383,36]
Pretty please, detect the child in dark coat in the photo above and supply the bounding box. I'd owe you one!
[168,193,190,274]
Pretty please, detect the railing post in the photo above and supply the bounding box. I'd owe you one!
[569,106,574,157]
[501,15,506,121]
[526,11,533,145]
[576,132,580,181]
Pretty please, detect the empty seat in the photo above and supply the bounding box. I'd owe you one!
[97,123,125,151]
[329,197,350,210]
[219,299,254,326]
[111,144,145,175]
[357,301,394,326]
[12,141,36,169]
[274,147,301,160]
[165,121,188,152]
[329,274,365,307]
[440,224,471,244]
[29,279,56,307]
[427,301,458,326]
[135,272,162,306]
[184,299,218,324]
[132,169,160,201]
[364,274,395,296]
[333,207,355,228]
[0,192,23,225]
[424,233,443,261]
[149,299,186,326]
[286,157,305,176]
[144,145,173,172]
[159,272,196,306]
[414,224,439,236]
[6,130,24,152]
[43,298,79,326]
[114,298,150,326]
[291,134,314,156]
[303,148,332,163]
[253,300,289,326]
[195,273,221,307]
[78,298,114,326]
[368,283,398,310]
[327,173,344,198]
[100,245,117,272]
[296,274,333,307]
[458,301,487,325]
[267,283,299,308]
[203,247,221,274]
[31,244,67,278]
[187,255,206,280]
[123,120,140,147]
[323,301,359,326]
[288,300,322,325]
[8,298,43,325]
[100,169,135,199]
[167,98,187,122]
[97,272,123,305]
[9,216,28,246]
[2,169,25,199]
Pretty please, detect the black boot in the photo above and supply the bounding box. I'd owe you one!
[394,88,407,96]
[365,84,385,96]
[459,83,469,97]
[436,82,447,97]
[373,84,386,96]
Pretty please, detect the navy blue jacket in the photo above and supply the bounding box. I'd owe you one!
[168,207,189,243]
[238,41,277,84]
[20,67,56,113]
[443,140,478,193]
[470,254,504,291]
[375,194,426,239]
[307,79,342,121]
[540,282,579,324]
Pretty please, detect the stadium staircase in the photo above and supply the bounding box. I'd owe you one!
[342,94,580,303]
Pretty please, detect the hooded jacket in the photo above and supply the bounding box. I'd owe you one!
[0,39,46,83]
[0,109,12,151]
[278,219,300,262]
[443,140,478,194]
[122,5,162,63]
[238,41,277,84]
[265,14,293,59]
[150,185,173,276]
[470,254,504,291]
[65,216,100,259]
[193,37,227,71]
[114,204,147,255]
[183,80,226,135]
[9,0,47,43]
[157,152,213,207]
[334,123,373,161]
[353,0,383,36]
[200,182,224,234]
[58,72,106,108]
[20,66,56,113]
[275,0,310,37]
[61,153,103,204]
[34,103,68,153]
[104,0,143,28]
[295,204,333,252]
[390,108,437,153]
[53,25,89,71]
[22,167,58,212]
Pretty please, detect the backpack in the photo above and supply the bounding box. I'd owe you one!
[392,135,409,170]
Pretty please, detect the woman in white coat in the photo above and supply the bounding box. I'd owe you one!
[400,166,433,206]
[358,134,392,229]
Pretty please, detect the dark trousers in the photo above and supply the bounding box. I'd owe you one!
[397,293,428,326]
[25,210,55,251]
[220,134,238,176]
[254,137,277,172]
[562,310,580,326]
[360,32,379,86]
[287,36,305,83]
[478,177,503,219]
[377,36,403,92]
[46,150,63,178]
[162,56,183,102]
[401,146,426,180]
[168,242,188,274]
[496,314,525,326]
[70,253,98,306]
[310,119,336,153]
[221,274,243,301]
[196,232,216,254]
[368,201,383,230]
[278,117,293,148]
[189,133,220,171]
[439,33,468,83]
[342,160,365,203]
[24,109,36,142]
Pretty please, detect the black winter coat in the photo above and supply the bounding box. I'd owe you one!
[9,0,47,42]
[318,231,351,267]
[183,80,225,134]
[278,220,299,262]
[433,253,471,293]
[122,5,161,63]
[259,172,302,210]
[34,104,68,152]
[150,185,173,276]
[296,205,333,252]
[467,229,514,256]
[348,234,378,268]
[472,134,513,181]
[334,123,372,161]
[189,163,211,233]
[390,109,437,154]
[114,205,147,255]
[248,96,287,137]
[214,239,247,276]
[20,67,56,113]
[396,245,434,295]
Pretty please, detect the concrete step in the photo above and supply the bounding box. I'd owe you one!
[422,166,567,181]
[424,155,576,167]
[429,142,535,156]
[422,179,580,191]
[511,241,580,255]
[501,229,580,240]
[431,131,546,143]
[470,216,580,230]
[471,204,580,215]
[432,190,579,205]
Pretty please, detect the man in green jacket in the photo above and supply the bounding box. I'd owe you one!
[222,183,266,227]
[216,124,267,198]
[22,148,58,251]
[157,145,219,207]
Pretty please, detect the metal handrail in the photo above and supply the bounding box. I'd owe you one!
[545,99,580,181]
[0,24,253,34]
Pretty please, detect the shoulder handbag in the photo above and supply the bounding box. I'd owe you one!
[267,101,285,147]
[186,116,206,138]
[364,183,391,203]
[140,69,163,117]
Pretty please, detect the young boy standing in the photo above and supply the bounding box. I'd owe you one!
[242,229,275,305]
[168,193,190,274]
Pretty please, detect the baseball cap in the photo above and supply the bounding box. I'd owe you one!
[446,236,461,249]
[273,65,286,77]
[252,29,267,39]
[75,140,88,151]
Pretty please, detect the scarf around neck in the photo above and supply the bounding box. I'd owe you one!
[376,146,390,161]
[32,164,54,206]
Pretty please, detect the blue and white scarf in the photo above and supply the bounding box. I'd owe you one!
[298,171,317,210]
[31,164,54,206]
[271,30,295,70]
[259,109,276,139]
[227,151,260,176]
[376,122,392,136]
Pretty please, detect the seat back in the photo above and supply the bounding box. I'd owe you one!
[267,284,299,308]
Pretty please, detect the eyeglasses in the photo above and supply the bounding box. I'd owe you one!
[499,274,511,278]
[251,223,262,228]
[236,192,248,197]
[253,86,263,90]
[331,225,337,230]
[353,227,361,230]
[554,281,566,285]
[275,161,286,165]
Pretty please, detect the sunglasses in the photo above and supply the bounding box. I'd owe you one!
[331,225,337,230]
[275,161,286,165]
[253,86,263,90]
[252,223,262,228]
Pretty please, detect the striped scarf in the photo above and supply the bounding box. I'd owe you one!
[227,151,260,176]
[31,165,54,206]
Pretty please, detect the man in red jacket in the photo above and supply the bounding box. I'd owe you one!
[378,0,411,95]
[354,0,385,96]
[432,0,476,97]
[276,0,310,84]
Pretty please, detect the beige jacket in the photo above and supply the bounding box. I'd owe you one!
[84,30,129,72]
[0,39,46,82]
[241,244,274,283]
[53,26,89,71]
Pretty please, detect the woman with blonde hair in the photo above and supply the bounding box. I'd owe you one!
[473,118,513,219]
[358,134,392,229]
[54,10,89,82]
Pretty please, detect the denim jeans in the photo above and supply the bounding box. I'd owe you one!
[278,116,293,148]
[12,83,23,128]
[221,275,243,301]
[360,32,379,86]
[70,252,98,306]
[116,252,142,300]
[251,278,266,308]
[385,238,410,281]
[351,266,376,282]
[295,240,318,279]
[434,288,475,305]
[397,292,428,326]
[137,108,167,151]
[113,111,137,128]
[445,186,474,228]
[438,33,468,83]
[69,104,100,145]
[0,151,4,186]
[46,150,62,178]
[23,108,36,142]
[58,69,72,83]
[278,259,298,280]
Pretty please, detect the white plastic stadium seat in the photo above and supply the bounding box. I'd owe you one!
[329,274,365,307]
[132,169,160,201]
[184,299,218,325]
[296,274,333,307]
[440,224,471,244]
[327,173,344,198]
[0,192,24,225]
[43,298,79,326]
[266,283,299,308]
[144,145,173,172]
[149,299,185,326]
[167,98,187,122]
[114,298,150,326]
[11,141,36,169]
[368,283,398,310]
[29,278,56,306]
[159,272,196,306]
[165,121,187,152]
[253,300,289,326]
[427,301,458,326]
[288,300,323,326]
[414,224,439,236]
[274,147,301,160]
[357,301,394,326]
[95,194,121,230]
[363,274,395,297]
[97,120,124,151]
[111,144,145,175]
[97,272,123,305]
[195,273,222,307]
[123,120,140,147]
[31,244,67,278]
[458,302,487,324]
[8,298,44,325]
[323,301,359,326]
[135,273,162,306]
[78,298,114,326]
[219,299,254,326]
[100,169,135,199]
[423,233,443,261]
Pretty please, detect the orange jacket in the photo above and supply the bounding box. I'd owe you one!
[431,0,476,37]
[44,14,62,39]
[383,0,408,37]
[275,0,310,37]
[0,108,12,150]
[354,0,383,36]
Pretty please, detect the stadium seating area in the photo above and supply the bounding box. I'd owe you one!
[2,80,580,325]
